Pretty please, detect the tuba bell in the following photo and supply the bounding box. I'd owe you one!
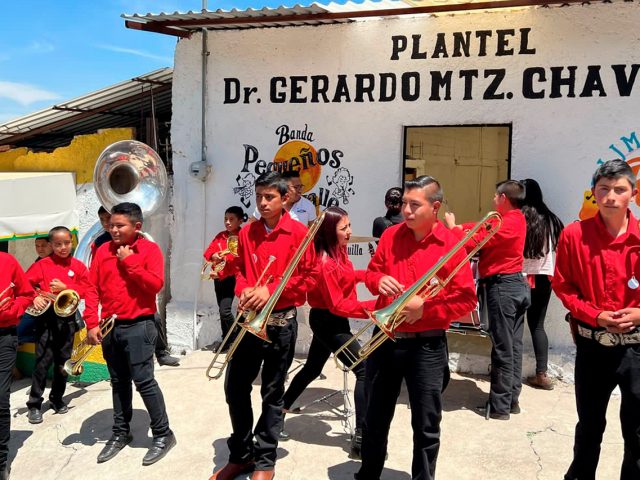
[74,140,169,265]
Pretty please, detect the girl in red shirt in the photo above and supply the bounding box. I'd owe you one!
[203,206,246,351]
[282,206,374,459]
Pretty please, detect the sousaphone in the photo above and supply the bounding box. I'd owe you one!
[75,140,169,264]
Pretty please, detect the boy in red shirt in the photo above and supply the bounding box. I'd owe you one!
[553,160,640,480]
[0,252,34,479]
[445,180,530,420]
[25,226,96,424]
[84,202,175,466]
[356,176,476,480]
[210,172,315,480]
[17,237,52,344]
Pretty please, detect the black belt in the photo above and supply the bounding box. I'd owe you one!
[114,315,155,324]
[0,326,17,336]
[395,329,445,339]
[480,272,523,285]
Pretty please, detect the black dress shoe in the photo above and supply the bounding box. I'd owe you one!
[50,402,69,414]
[477,402,510,421]
[156,353,180,367]
[278,429,290,441]
[0,467,9,480]
[142,432,176,466]
[97,433,133,463]
[27,408,43,424]
[349,429,363,460]
[510,402,521,414]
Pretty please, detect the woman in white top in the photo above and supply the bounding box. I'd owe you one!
[521,179,564,390]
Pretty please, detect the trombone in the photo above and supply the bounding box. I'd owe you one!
[64,314,116,376]
[206,211,326,380]
[25,288,80,318]
[0,283,15,310]
[201,235,239,280]
[334,211,502,372]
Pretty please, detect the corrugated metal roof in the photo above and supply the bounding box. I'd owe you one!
[122,0,611,36]
[0,68,172,151]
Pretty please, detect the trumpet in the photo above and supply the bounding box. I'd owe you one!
[64,314,117,376]
[201,235,239,280]
[334,211,502,371]
[0,283,15,310]
[25,288,80,317]
[206,211,326,380]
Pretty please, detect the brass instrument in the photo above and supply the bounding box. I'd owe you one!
[64,315,117,376]
[201,235,239,280]
[0,283,15,310]
[334,211,502,371]
[206,211,326,380]
[25,288,80,318]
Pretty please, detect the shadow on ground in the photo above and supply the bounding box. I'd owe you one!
[61,408,151,449]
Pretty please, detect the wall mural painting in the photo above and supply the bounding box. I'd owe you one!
[579,131,640,220]
[232,124,356,213]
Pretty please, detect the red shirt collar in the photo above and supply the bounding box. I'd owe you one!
[260,210,295,234]
[50,254,72,267]
[593,209,640,243]
[397,220,447,246]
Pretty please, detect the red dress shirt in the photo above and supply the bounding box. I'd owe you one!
[0,252,35,327]
[26,254,95,301]
[234,211,314,310]
[553,211,640,328]
[458,209,526,278]
[365,221,477,332]
[307,249,376,319]
[203,230,241,280]
[84,236,163,329]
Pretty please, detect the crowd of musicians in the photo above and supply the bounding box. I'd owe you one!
[0,159,639,480]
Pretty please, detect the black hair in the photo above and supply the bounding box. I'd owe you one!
[225,205,248,223]
[404,176,444,203]
[520,179,564,259]
[314,206,348,261]
[98,206,110,216]
[111,202,143,224]
[384,187,403,206]
[255,171,289,197]
[592,159,636,189]
[282,170,300,179]
[48,226,72,242]
[496,180,526,208]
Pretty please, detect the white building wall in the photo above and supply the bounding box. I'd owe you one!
[168,2,640,376]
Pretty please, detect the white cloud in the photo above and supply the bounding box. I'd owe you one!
[96,44,172,64]
[0,81,61,106]
[27,41,55,54]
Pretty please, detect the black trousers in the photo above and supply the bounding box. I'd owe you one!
[283,308,367,430]
[0,331,17,470]
[101,318,171,439]
[224,311,297,471]
[356,335,448,480]
[214,276,237,341]
[564,335,640,480]
[526,275,552,374]
[27,310,77,409]
[153,313,170,356]
[484,275,531,415]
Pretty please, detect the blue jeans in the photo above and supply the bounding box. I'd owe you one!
[356,335,448,480]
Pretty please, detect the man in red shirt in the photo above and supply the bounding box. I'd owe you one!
[553,160,640,480]
[356,176,476,480]
[84,202,175,466]
[210,172,314,480]
[25,226,96,424]
[445,180,530,421]
[0,252,34,479]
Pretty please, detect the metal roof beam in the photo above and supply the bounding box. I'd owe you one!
[125,19,192,38]
[52,106,141,118]
[0,83,171,145]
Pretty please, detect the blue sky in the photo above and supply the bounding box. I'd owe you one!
[0,0,289,123]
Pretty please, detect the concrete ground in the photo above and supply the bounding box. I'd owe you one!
[7,349,624,480]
